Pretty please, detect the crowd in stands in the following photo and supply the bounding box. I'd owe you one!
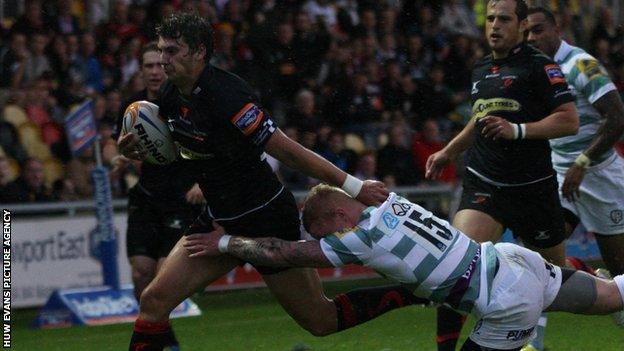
[1,0,623,203]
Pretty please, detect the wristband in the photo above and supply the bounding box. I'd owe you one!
[574,153,591,169]
[341,174,363,198]
[218,235,232,253]
[513,123,526,140]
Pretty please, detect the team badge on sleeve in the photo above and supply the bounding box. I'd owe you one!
[544,64,566,85]
[231,103,264,136]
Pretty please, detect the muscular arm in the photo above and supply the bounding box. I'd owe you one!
[584,91,624,160]
[525,102,579,139]
[226,236,334,268]
[265,128,347,186]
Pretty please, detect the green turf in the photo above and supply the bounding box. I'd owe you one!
[10,279,624,351]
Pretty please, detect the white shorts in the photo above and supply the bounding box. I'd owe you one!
[557,154,624,235]
[469,243,562,350]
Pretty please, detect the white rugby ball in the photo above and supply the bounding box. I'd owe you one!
[121,100,178,165]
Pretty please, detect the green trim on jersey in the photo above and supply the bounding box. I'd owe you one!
[391,236,417,259]
[323,235,363,265]
[428,240,481,303]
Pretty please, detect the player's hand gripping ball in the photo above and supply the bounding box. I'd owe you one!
[121,100,178,165]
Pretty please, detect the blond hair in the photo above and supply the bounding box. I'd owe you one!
[302,184,355,233]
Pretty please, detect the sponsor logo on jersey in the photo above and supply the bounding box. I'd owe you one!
[544,64,566,85]
[392,203,411,216]
[506,326,535,341]
[176,142,214,160]
[535,230,550,241]
[471,80,480,94]
[382,212,399,229]
[231,103,264,136]
[610,209,623,224]
[472,98,521,120]
[576,58,606,80]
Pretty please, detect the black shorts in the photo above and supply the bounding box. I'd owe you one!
[458,172,567,248]
[126,187,200,259]
[187,188,301,274]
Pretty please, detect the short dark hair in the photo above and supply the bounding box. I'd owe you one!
[140,42,159,66]
[489,0,529,21]
[156,13,214,62]
[528,6,557,26]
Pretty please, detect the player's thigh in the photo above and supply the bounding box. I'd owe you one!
[546,268,622,314]
[453,209,503,243]
[595,233,624,275]
[455,173,504,242]
[143,237,241,311]
[262,268,335,331]
[129,255,158,281]
[505,177,567,249]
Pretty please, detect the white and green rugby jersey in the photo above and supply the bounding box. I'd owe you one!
[550,40,618,170]
[319,193,499,315]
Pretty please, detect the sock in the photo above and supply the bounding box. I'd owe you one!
[333,285,428,331]
[129,319,179,351]
[528,314,547,350]
[566,256,595,275]
[436,306,466,351]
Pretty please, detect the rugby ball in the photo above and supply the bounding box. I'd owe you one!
[121,100,178,165]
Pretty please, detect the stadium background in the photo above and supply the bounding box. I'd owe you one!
[1,0,624,350]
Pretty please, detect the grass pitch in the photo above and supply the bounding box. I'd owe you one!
[11,278,624,351]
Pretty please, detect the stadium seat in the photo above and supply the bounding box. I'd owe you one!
[344,133,366,154]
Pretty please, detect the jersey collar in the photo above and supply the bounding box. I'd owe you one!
[492,42,526,64]
[191,64,215,95]
[553,40,572,64]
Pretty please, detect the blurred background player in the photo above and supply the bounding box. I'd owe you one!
[184,184,624,351]
[121,14,421,351]
[426,1,579,350]
[527,5,624,329]
[112,42,205,351]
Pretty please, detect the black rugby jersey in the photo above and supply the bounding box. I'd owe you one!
[158,64,282,218]
[467,43,574,185]
[114,90,196,200]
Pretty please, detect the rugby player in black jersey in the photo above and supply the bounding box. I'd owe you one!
[425,1,579,350]
[120,14,423,351]
[112,42,205,350]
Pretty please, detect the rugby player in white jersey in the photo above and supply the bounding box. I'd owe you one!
[184,184,624,351]
[527,6,624,330]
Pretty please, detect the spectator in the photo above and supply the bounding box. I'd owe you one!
[11,0,47,36]
[439,0,480,39]
[49,0,82,35]
[66,147,96,199]
[287,89,324,132]
[318,130,358,174]
[353,150,378,181]
[0,149,13,189]
[0,157,52,203]
[377,124,420,185]
[0,32,28,89]
[76,33,104,93]
[24,32,51,85]
[412,119,457,184]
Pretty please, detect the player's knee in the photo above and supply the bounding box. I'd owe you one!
[139,284,169,316]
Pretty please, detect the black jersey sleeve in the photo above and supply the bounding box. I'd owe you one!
[207,71,278,148]
[531,54,575,111]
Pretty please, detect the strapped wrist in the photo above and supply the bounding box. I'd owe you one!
[341,174,363,198]
[218,235,232,253]
[574,153,591,168]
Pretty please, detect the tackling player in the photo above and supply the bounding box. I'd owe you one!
[120,14,422,351]
[184,184,624,351]
[425,1,579,350]
[112,42,205,350]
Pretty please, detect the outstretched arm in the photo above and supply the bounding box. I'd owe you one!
[265,128,388,205]
[183,233,334,268]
